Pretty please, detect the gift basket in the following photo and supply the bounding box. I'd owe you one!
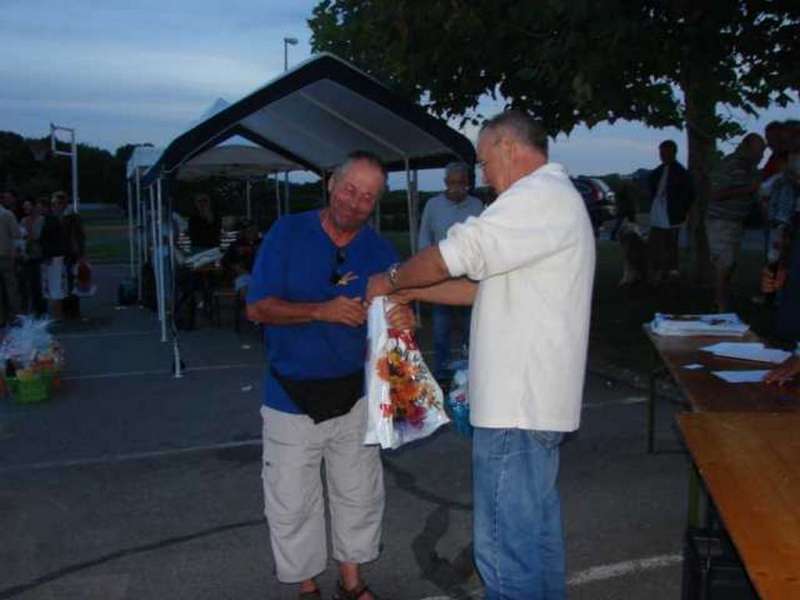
[365,297,449,450]
[0,317,64,404]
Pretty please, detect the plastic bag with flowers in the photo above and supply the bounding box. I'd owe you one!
[364,296,449,449]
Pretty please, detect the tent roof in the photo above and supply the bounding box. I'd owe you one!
[126,146,163,179]
[142,53,475,185]
[175,144,304,181]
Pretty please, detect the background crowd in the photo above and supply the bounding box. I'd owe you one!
[0,189,86,325]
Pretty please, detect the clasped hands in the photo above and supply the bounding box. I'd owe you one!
[316,274,415,329]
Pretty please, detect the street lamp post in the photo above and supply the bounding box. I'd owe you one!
[283,36,298,72]
[282,36,298,216]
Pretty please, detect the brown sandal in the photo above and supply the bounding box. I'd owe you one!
[333,580,374,600]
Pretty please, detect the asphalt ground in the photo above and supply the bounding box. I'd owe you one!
[0,264,690,599]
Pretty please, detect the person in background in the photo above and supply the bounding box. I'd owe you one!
[61,199,86,319]
[187,193,220,249]
[0,195,21,325]
[367,110,595,599]
[760,126,800,341]
[417,162,483,380]
[20,196,46,315]
[763,121,790,179]
[646,140,694,283]
[221,219,260,298]
[1,190,24,221]
[39,193,68,320]
[706,133,766,312]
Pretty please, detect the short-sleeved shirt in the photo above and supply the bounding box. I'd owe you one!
[417,194,484,250]
[708,149,760,221]
[246,210,398,413]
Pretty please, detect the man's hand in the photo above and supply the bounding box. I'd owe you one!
[386,303,416,330]
[761,266,788,294]
[388,288,418,305]
[763,356,800,385]
[366,272,393,303]
[314,296,367,327]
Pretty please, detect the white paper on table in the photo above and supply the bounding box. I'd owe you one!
[701,342,791,364]
[711,370,770,383]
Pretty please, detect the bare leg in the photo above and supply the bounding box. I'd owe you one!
[338,562,375,600]
[298,578,320,595]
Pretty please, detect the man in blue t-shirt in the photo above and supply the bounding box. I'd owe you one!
[246,151,414,600]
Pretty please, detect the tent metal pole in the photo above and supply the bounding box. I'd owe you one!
[405,161,420,324]
[245,180,252,219]
[405,159,418,253]
[127,180,135,278]
[284,171,290,214]
[148,185,161,326]
[374,184,381,233]
[156,178,167,342]
[135,169,144,302]
[275,172,281,218]
[165,181,183,378]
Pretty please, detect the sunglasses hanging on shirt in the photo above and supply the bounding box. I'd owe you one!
[330,247,347,285]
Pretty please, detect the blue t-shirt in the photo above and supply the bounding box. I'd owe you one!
[246,210,398,413]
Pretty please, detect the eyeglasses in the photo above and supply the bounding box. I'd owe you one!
[330,247,347,285]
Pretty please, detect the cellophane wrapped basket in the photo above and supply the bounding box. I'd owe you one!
[0,317,64,404]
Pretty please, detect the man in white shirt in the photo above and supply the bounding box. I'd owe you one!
[367,110,595,599]
[417,162,483,379]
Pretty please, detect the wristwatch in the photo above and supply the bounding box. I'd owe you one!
[386,262,401,289]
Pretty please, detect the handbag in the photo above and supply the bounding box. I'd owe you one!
[270,366,364,424]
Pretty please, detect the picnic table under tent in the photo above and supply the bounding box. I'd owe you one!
[140,51,476,377]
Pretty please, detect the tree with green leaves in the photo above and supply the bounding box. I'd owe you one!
[309,0,799,277]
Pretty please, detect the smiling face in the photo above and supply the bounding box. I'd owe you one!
[326,158,385,232]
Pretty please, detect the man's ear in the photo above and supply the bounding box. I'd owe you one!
[327,175,336,196]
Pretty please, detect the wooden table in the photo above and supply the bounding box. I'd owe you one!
[678,412,800,599]
[643,326,800,452]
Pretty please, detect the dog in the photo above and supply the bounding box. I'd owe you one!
[617,219,648,287]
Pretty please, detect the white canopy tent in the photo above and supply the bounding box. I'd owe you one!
[125,107,308,344]
[139,52,476,377]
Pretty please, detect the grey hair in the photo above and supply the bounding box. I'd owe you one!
[444,162,469,179]
[333,150,387,189]
[480,109,548,155]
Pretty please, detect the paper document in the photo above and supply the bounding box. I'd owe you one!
[701,342,791,364]
[650,313,749,337]
[712,370,769,384]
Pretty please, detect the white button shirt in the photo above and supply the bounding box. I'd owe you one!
[439,163,595,431]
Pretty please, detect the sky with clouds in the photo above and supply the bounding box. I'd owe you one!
[2,1,797,189]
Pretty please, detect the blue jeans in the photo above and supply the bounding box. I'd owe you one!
[432,304,471,378]
[473,427,566,600]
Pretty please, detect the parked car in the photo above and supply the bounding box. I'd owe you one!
[570,176,617,231]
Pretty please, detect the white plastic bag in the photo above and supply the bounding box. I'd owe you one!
[364,296,449,449]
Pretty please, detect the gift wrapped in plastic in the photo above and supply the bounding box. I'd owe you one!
[364,296,448,449]
[0,316,64,403]
[446,368,472,437]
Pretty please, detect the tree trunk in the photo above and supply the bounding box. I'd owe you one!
[683,78,716,284]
